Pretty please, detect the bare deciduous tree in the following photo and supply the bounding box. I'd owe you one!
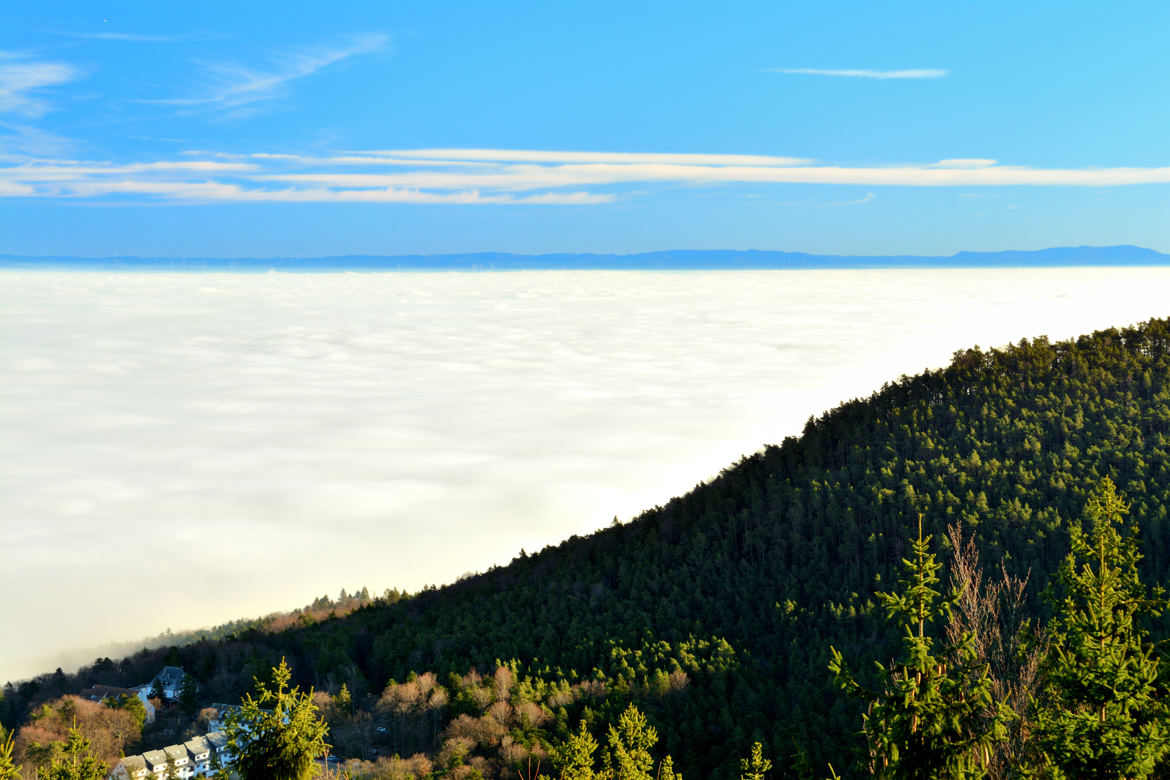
[946,522,1046,777]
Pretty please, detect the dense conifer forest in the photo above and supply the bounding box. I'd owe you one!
[6,316,1170,778]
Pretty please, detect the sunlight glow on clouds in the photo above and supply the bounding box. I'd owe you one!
[2,148,1170,205]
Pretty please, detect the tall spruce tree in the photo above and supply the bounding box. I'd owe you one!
[545,706,680,780]
[40,724,106,780]
[549,721,599,780]
[1032,478,1170,778]
[829,517,1007,778]
[739,741,771,780]
[178,674,199,716]
[0,730,19,780]
[225,658,330,780]
[601,704,680,780]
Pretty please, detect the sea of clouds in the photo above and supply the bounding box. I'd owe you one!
[2,268,1169,682]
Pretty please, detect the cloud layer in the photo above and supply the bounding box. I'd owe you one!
[2,147,1170,205]
[4,268,1170,682]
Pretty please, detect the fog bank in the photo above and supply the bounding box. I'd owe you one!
[2,268,1167,682]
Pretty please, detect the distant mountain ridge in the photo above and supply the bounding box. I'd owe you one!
[1,244,1167,270]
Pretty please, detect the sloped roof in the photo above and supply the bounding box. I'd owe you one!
[154,666,188,687]
[142,749,168,768]
[185,735,211,756]
[80,684,136,701]
[117,755,147,772]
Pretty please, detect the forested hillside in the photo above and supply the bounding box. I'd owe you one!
[7,317,1170,778]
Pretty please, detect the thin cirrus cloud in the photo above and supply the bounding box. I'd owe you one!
[773,192,876,208]
[930,159,998,168]
[832,192,875,207]
[368,149,815,166]
[3,148,1170,205]
[54,31,192,42]
[0,122,77,160]
[140,33,388,110]
[771,67,948,79]
[0,52,83,117]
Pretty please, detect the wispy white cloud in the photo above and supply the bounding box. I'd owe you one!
[0,53,83,117]
[3,148,1169,206]
[254,155,1170,190]
[931,158,997,168]
[5,160,256,181]
[142,33,388,110]
[0,122,77,159]
[57,31,183,42]
[775,192,876,207]
[831,192,875,206]
[771,67,948,79]
[56,180,610,205]
[0,179,36,196]
[246,152,500,168]
[365,149,814,166]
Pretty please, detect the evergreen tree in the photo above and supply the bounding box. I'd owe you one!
[546,706,680,780]
[1032,479,1170,778]
[0,730,20,780]
[225,657,330,780]
[829,517,1006,778]
[605,705,656,780]
[549,721,599,780]
[334,683,353,717]
[600,704,680,780]
[40,723,107,780]
[739,742,771,780]
[148,676,165,703]
[179,674,199,716]
[110,693,147,732]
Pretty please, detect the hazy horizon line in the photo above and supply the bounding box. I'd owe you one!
[1,244,1167,270]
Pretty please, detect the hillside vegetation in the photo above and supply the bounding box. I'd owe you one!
[6,317,1170,778]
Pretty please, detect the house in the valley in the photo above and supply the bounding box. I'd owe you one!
[140,666,191,701]
[185,735,212,776]
[107,754,149,779]
[205,730,233,765]
[107,730,231,779]
[205,703,241,732]
[163,744,192,778]
[79,684,157,724]
[141,748,169,775]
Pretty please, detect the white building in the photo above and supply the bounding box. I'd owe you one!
[139,666,192,701]
[107,730,229,780]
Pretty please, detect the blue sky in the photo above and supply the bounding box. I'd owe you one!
[1,1,1168,256]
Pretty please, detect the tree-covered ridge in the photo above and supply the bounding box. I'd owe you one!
[7,317,1170,778]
